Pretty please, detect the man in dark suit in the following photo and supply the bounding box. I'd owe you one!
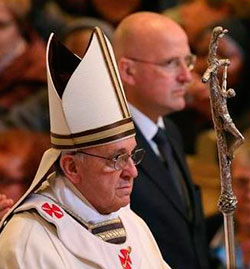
[113,12,210,269]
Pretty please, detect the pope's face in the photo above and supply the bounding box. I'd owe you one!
[75,137,138,214]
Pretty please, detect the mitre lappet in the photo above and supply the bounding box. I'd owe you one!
[0,27,135,228]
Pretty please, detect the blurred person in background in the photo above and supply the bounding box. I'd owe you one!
[28,0,65,40]
[89,0,142,26]
[0,129,50,220]
[30,0,180,35]
[31,0,141,36]
[0,0,46,115]
[162,0,233,48]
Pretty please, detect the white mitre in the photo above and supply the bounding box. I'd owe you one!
[0,27,135,228]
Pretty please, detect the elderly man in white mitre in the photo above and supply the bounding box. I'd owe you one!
[0,27,170,269]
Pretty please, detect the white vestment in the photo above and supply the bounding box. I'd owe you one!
[0,175,170,269]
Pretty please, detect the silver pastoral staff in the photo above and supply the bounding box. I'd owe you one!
[202,26,244,269]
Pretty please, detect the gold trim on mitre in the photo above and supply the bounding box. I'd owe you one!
[51,118,135,149]
[95,27,130,119]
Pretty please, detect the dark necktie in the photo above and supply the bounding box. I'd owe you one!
[153,127,192,218]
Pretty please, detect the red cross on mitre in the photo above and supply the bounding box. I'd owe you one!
[41,202,64,219]
[119,247,132,269]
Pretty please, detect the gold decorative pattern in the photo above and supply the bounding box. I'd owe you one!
[95,27,130,118]
[51,121,135,148]
[96,228,126,241]
[89,218,122,229]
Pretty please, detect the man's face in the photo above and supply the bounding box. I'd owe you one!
[233,161,250,227]
[75,137,138,214]
[127,27,192,119]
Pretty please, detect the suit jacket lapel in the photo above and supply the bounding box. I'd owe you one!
[135,126,188,218]
[164,120,197,221]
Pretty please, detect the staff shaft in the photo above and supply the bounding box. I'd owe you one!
[224,214,236,269]
[202,26,244,269]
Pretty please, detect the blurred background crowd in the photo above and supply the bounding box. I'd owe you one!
[0,0,250,267]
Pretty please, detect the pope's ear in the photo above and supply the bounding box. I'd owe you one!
[60,154,80,184]
[117,57,136,85]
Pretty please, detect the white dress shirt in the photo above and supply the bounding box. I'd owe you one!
[129,103,165,158]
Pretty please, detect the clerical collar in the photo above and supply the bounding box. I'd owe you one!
[41,173,120,224]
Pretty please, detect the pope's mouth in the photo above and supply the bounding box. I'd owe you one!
[173,89,186,96]
[117,185,133,194]
[118,185,132,190]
